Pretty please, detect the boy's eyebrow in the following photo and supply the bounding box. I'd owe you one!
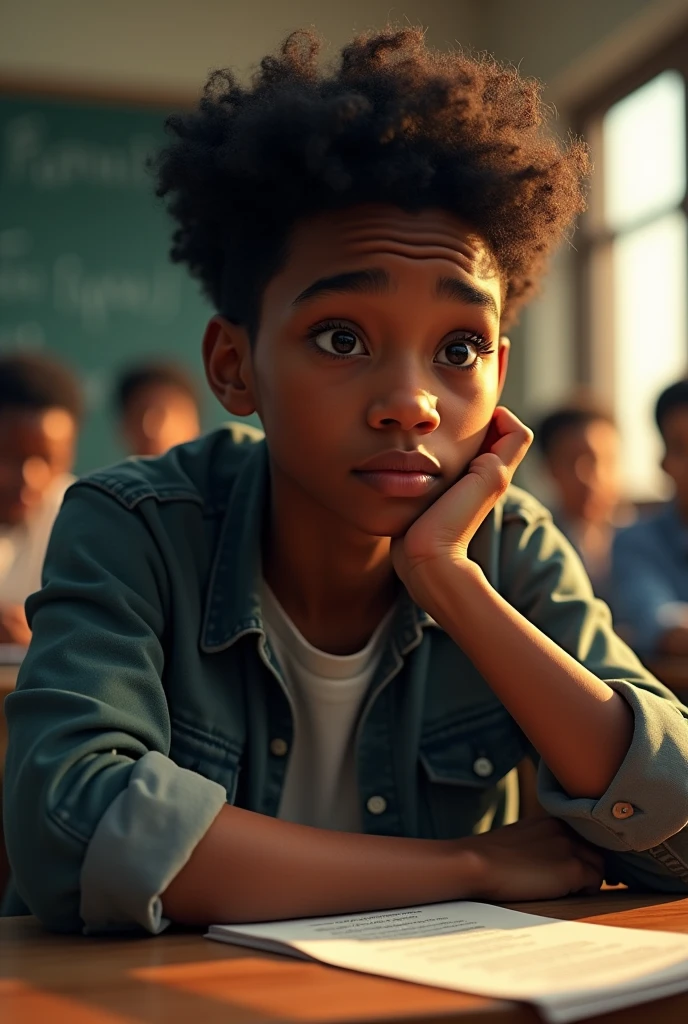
[435,277,500,321]
[291,267,499,321]
[292,268,392,306]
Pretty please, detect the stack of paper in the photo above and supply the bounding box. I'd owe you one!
[207,901,688,1022]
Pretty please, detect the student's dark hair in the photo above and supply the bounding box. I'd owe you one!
[114,360,200,415]
[155,27,590,337]
[0,352,84,423]
[536,401,615,460]
[655,379,688,437]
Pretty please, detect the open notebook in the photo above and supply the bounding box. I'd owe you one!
[207,900,688,1024]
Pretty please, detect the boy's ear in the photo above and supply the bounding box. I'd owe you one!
[496,336,511,401]
[202,316,257,417]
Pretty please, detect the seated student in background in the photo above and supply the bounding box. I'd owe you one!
[612,379,688,659]
[0,353,82,646]
[114,360,201,456]
[5,28,688,935]
[536,400,629,603]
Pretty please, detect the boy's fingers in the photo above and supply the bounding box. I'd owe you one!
[492,432,532,473]
[572,842,605,875]
[574,859,604,893]
[489,407,534,469]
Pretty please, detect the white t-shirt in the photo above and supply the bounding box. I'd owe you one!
[0,474,73,605]
[260,582,395,833]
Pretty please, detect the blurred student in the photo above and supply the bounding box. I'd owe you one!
[114,361,201,457]
[613,380,688,658]
[536,401,625,602]
[0,353,83,645]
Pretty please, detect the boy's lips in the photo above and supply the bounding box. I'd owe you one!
[352,449,441,498]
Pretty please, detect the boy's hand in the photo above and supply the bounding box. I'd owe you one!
[457,818,604,902]
[392,406,533,601]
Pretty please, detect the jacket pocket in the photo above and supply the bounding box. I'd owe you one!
[169,714,241,803]
[419,704,525,839]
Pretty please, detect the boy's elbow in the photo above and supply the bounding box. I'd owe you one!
[5,823,85,933]
[4,769,85,930]
[22,889,84,934]
[3,751,124,935]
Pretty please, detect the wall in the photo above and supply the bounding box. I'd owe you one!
[0,0,479,94]
[475,0,665,96]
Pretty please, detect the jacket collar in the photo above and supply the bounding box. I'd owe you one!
[200,438,497,653]
[201,440,269,652]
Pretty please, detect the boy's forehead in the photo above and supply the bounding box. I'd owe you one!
[276,204,501,299]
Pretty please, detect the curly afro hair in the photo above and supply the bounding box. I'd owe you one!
[155,27,589,335]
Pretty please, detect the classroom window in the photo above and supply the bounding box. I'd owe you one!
[577,38,688,501]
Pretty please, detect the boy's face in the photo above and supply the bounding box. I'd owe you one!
[211,205,508,538]
[0,407,77,526]
[546,420,621,524]
[661,406,688,513]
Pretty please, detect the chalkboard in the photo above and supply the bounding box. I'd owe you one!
[0,91,246,473]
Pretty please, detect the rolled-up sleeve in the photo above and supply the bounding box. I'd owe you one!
[500,494,688,890]
[538,680,688,852]
[3,485,226,933]
[80,751,225,934]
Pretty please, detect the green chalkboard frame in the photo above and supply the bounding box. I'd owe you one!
[0,76,249,474]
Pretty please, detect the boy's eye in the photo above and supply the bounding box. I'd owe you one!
[314,327,366,357]
[435,338,480,368]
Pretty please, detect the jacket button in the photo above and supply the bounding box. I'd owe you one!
[473,756,494,778]
[612,801,634,819]
[366,795,387,815]
[270,738,288,757]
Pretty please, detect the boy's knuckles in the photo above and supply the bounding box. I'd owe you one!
[494,464,511,492]
[516,423,534,446]
[473,454,511,492]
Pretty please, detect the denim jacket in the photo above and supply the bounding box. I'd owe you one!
[4,423,688,933]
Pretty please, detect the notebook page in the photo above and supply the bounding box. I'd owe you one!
[207,900,688,1023]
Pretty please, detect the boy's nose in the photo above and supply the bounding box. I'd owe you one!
[367,388,440,434]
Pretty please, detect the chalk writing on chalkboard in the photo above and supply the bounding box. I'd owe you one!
[0,93,230,472]
[1,230,182,330]
[6,114,154,189]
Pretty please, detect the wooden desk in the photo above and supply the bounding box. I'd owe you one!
[3,894,688,1024]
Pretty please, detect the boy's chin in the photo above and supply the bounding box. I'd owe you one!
[339,504,428,541]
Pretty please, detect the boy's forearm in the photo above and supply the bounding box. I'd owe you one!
[162,804,475,925]
[420,560,634,799]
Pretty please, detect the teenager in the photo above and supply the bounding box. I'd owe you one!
[536,401,626,603]
[613,380,688,657]
[114,361,201,457]
[0,353,82,645]
[4,28,688,934]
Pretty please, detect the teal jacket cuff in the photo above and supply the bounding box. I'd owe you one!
[537,679,688,855]
[80,751,226,934]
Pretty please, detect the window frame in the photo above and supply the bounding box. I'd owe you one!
[569,28,688,501]
[572,29,688,390]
